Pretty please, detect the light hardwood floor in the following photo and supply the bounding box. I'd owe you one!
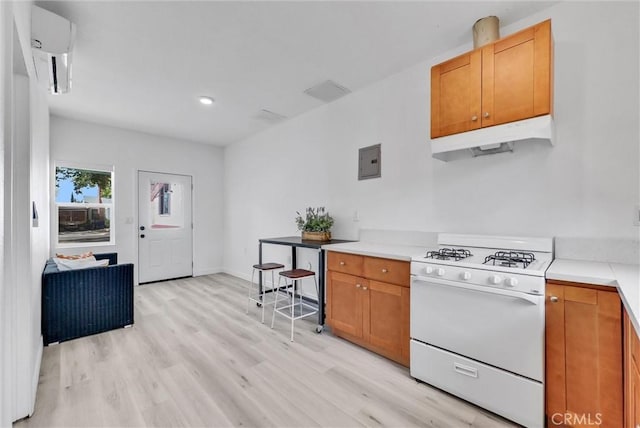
[16,273,516,427]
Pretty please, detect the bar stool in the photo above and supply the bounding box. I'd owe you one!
[247,262,285,323]
[271,268,318,342]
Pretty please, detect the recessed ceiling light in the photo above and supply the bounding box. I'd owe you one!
[199,96,214,105]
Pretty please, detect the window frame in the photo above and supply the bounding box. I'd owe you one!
[53,161,115,248]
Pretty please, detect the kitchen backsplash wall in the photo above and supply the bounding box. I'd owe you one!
[556,237,640,266]
[223,1,639,277]
[358,229,437,248]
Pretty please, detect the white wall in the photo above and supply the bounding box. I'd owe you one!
[1,1,50,422]
[50,116,225,280]
[0,3,11,426]
[223,1,640,280]
[26,76,49,418]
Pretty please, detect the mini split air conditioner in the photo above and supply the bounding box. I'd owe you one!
[31,6,76,94]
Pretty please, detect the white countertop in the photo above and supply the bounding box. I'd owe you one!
[319,244,640,337]
[547,259,640,336]
[546,259,616,286]
[321,241,430,262]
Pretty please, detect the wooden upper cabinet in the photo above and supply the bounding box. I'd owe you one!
[431,50,482,138]
[482,20,552,127]
[431,19,552,139]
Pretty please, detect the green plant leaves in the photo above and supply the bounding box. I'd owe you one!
[294,206,334,232]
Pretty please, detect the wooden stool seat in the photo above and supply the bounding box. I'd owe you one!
[247,262,285,323]
[272,269,318,341]
[253,262,285,271]
[279,269,315,279]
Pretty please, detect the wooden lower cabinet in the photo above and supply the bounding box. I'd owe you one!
[326,252,410,366]
[546,281,623,427]
[326,271,366,338]
[624,310,640,428]
[364,279,410,363]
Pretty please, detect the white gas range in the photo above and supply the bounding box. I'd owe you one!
[410,234,553,428]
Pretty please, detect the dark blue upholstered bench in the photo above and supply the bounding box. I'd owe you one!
[41,253,134,345]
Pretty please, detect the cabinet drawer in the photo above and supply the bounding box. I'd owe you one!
[363,256,409,286]
[327,251,364,276]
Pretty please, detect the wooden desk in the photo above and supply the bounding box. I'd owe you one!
[259,236,355,332]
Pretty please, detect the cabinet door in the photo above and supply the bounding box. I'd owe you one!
[546,283,623,427]
[631,360,640,428]
[624,311,640,428]
[481,19,552,127]
[363,280,410,365]
[431,50,482,138]
[564,286,622,427]
[326,271,365,338]
[546,283,566,424]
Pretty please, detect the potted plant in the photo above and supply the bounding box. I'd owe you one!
[295,207,334,241]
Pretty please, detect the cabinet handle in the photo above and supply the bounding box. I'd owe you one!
[339,261,345,266]
[381,268,388,273]
[362,286,368,290]
[484,112,490,118]
[471,115,478,121]
[356,284,361,288]
[550,296,559,303]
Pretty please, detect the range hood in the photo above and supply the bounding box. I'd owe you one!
[430,115,555,162]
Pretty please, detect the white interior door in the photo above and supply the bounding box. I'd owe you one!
[138,171,193,283]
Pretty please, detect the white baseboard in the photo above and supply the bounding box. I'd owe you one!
[30,338,43,417]
[193,267,223,277]
[221,268,251,282]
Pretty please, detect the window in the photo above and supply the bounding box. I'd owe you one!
[55,164,114,246]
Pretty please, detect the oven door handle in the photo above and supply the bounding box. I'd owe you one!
[411,275,541,305]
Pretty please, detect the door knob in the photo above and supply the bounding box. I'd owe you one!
[356,284,361,288]
[550,296,558,303]
[471,115,478,121]
[139,226,145,231]
[484,112,490,118]
[140,234,145,238]
[381,268,388,273]
[362,286,368,290]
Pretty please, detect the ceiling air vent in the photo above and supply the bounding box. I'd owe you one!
[304,80,351,102]
[254,109,287,123]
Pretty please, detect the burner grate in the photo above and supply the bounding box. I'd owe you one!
[484,251,535,269]
[425,248,473,261]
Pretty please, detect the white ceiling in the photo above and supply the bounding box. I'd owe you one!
[36,1,556,146]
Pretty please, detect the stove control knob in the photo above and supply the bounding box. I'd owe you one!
[436,268,446,277]
[461,272,471,280]
[490,275,502,285]
[425,266,434,274]
[506,278,518,287]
